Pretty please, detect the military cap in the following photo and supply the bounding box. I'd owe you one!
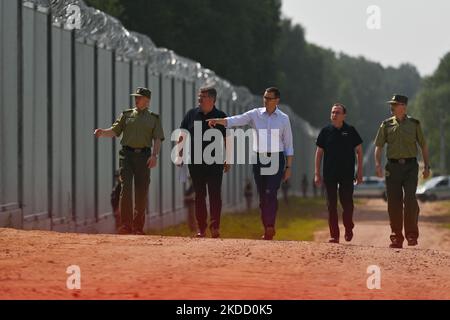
[131,87,152,99]
[387,94,408,105]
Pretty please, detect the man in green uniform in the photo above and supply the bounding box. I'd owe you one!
[94,87,165,235]
[374,94,430,248]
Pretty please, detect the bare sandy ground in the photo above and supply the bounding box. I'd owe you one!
[1,199,450,300]
[315,199,450,251]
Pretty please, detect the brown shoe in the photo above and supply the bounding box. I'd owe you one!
[118,225,133,235]
[262,227,275,240]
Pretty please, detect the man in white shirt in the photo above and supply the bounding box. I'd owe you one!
[207,87,294,240]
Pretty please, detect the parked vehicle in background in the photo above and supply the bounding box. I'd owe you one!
[416,176,450,202]
[354,176,387,201]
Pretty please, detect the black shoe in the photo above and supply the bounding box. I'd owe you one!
[262,227,275,241]
[389,238,403,249]
[328,238,340,244]
[407,238,418,246]
[134,230,145,236]
[210,228,220,239]
[345,231,354,242]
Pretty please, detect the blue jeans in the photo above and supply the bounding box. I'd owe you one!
[253,153,286,228]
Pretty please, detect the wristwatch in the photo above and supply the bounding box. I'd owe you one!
[424,165,431,170]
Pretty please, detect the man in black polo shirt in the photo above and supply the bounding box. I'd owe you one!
[179,87,229,238]
[315,103,363,244]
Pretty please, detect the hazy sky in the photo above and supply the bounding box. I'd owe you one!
[282,0,450,76]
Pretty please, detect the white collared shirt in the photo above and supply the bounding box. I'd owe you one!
[226,107,294,156]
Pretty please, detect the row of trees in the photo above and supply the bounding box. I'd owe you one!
[411,53,450,175]
[276,19,422,147]
[86,0,281,93]
[85,0,423,150]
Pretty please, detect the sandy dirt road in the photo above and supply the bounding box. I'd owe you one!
[315,199,450,251]
[1,199,450,300]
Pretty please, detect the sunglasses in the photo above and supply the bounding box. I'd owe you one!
[263,96,278,100]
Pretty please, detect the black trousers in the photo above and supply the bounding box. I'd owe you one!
[324,178,355,239]
[189,165,223,232]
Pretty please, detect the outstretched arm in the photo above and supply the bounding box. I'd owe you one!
[207,118,228,128]
[94,128,117,138]
[208,111,253,128]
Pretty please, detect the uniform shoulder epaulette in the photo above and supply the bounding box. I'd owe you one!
[383,117,395,125]
[123,109,134,114]
[408,117,420,125]
[150,112,160,119]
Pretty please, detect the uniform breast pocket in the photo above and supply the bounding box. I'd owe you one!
[386,126,397,143]
[125,117,136,125]
[145,123,155,135]
[401,127,416,143]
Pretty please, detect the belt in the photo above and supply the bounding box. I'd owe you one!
[388,158,417,164]
[123,146,151,153]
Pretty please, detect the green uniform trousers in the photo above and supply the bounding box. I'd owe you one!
[385,161,420,241]
[119,148,151,232]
